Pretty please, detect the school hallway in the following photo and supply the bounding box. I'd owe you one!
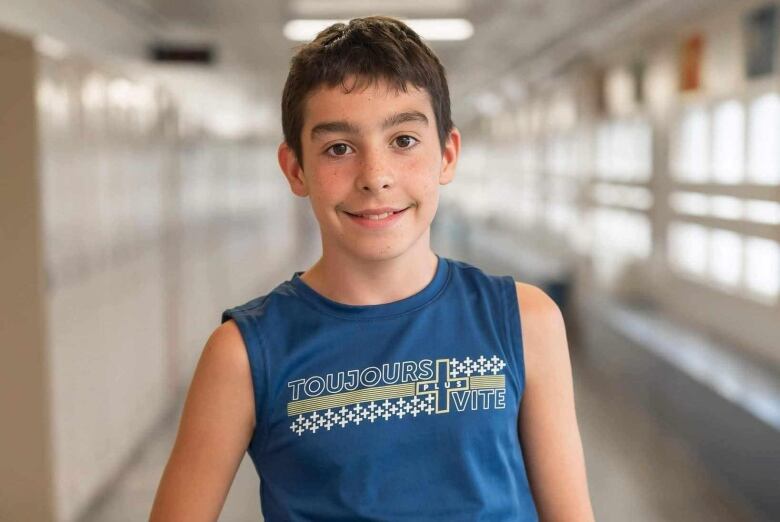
[3,1,779,521]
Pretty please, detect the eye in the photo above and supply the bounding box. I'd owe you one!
[393,135,418,149]
[326,143,353,156]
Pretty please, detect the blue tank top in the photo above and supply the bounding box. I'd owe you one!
[221,256,539,521]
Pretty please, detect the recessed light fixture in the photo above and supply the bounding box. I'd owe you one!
[283,18,474,42]
[290,0,470,18]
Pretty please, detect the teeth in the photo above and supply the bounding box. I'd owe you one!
[362,211,392,220]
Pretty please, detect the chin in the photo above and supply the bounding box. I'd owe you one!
[351,246,407,262]
[346,238,420,263]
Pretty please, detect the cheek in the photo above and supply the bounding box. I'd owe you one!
[404,156,439,194]
[311,165,349,195]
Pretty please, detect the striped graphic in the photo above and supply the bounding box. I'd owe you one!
[469,375,505,389]
[288,382,415,416]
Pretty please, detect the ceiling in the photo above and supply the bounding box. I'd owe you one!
[0,0,732,135]
[115,0,638,101]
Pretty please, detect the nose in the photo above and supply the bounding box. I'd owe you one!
[355,148,394,193]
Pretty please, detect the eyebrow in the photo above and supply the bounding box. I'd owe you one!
[310,120,361,139]
[381,110,429,129]
[309,110,429,140]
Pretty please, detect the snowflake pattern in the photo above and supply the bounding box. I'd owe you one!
[290,394,438,436]
[449,354,506,376]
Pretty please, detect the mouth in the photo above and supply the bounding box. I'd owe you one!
[342,206,412,227]
[343,207,411,221]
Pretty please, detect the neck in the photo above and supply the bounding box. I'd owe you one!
[299,238,439,306]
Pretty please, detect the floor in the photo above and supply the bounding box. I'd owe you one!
[573,351,760,522]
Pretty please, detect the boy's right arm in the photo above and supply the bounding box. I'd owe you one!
[149,319,255,522]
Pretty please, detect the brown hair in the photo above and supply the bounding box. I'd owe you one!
[281,16,454,163]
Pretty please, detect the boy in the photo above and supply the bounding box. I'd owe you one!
[151,16,594,521]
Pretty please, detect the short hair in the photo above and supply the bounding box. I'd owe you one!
[281,15,454,163]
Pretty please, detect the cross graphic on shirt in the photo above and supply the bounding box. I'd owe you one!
[415,358,469,413]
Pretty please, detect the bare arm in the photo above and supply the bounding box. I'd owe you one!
[515,282,595,521]
[149,319,255,521]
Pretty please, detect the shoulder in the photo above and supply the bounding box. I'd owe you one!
[221,290,276,322]
[198,319,253,393]
[513,281,568,387]
[445,257,491,278]
[445,257,509,293]
[185,318,256,431]
[513,281,562,323]
[221,277,312,321]
[208,318,246,351]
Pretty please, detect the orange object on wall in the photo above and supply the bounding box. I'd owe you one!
[680,34,704,91]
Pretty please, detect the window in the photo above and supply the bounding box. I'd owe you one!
[709,229,742,288]
[674,106,709,182]
[745,237,780,301]
[668,94,779,305]
[711,100,744,184]
[668,222,708,276]
[747,93,780,184]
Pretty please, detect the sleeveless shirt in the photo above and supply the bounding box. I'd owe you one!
[221,255,539,521]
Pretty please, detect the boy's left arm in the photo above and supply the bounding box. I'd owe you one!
[514,282,595,521]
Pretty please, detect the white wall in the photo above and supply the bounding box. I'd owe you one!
[35,46,297,522]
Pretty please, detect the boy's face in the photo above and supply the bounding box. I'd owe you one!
[278,78,460,264]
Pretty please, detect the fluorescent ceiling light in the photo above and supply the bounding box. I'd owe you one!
[290,0,470,17]
[409,19,473,41]
[35,35,69,59]
[283,19,474,42]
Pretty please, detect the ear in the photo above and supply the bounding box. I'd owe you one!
[438,127,461,186]
[278,142,309,197]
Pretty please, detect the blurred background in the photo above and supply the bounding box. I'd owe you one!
[1,0,779,520]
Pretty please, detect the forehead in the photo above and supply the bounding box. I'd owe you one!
[301,79,435,133]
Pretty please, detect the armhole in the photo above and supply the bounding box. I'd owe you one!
[221,308,270,456]
[502,276,526,398]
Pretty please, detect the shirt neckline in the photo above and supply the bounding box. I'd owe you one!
[289,255,450,319]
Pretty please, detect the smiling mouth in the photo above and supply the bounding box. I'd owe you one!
[344,207,411,220]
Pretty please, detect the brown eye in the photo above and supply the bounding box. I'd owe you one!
[394,135,417,148]
[329,143,350,156]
